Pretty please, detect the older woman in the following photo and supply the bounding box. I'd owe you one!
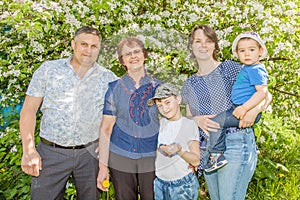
[97,37,161,200]
[181,25,271,200]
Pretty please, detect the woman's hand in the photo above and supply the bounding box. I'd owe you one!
[97,163,110,191]
[193,115,220,136]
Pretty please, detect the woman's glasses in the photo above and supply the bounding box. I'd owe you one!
[122,49,143,58]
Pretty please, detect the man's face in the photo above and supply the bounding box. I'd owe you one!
[71,33,101,67]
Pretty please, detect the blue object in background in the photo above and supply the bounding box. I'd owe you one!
[0,96,23,130]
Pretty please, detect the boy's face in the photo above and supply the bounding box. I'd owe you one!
[155,95,182,121]
[237,38,263,65]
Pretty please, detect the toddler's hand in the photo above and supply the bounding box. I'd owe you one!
[233,106,247,119]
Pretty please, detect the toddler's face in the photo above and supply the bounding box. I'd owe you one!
[237,38,263,65]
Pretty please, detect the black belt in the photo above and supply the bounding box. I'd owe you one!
[40,137,98,149]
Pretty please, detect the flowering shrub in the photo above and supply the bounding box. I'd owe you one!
[0,0,299,199]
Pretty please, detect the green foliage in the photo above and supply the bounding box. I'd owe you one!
[0,118,31,200]
[1,0,299,199]
[248,113,300,200]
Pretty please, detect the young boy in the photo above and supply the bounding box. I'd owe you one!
[205,31,269,172]
[147,83,200,200]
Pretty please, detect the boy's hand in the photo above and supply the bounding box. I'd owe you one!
[160,143,182,157]
[233,105,247,120]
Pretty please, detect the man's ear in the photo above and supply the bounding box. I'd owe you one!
[71,40,75,51]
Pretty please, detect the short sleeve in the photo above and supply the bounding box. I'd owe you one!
[103,81,117,116]
[181,79,191,105]
[248,65,268,85]
[219,60,242,82]
[26,62,49,97]
[191,120,200,141]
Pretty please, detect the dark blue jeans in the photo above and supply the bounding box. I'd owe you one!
[208,105,261,153]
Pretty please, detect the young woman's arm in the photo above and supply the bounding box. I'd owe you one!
[186,104,219,135]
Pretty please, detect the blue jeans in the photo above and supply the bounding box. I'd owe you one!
[209,105,261,153]
[154,173,199,200]
[204,127,258,200]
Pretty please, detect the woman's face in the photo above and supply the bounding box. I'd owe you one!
[121,44,145,72]
[191,29,216,61]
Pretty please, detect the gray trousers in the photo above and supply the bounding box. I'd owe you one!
[31,142,100,200]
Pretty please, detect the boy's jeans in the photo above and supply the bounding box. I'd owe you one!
[154,173,199,200]
[208,105,261,153]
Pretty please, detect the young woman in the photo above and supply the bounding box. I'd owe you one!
[181,25,271,200]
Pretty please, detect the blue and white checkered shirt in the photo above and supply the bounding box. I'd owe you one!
[181,60,242,175]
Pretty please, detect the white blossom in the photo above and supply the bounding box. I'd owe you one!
[259,136,266,143]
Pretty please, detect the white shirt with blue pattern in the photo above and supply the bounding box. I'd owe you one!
[26,56,117,146]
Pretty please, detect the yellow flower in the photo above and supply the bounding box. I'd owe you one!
[164,55,171,60]
[102,180,110,188]
[279,173,284,178]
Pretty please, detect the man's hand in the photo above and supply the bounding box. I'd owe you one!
[21,150,42,177]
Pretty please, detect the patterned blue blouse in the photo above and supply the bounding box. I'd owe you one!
[103,74,161,159]
[181,60,242,172]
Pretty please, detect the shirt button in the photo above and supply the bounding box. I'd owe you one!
[134,135,137,138]
[133,148,136,152]
[135,121,138,124]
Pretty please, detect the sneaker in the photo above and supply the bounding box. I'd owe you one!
[204,156,216,171]
[204,153,218,172]
[205,154,228,173]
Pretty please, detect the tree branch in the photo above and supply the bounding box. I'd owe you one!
[271,87,299,98]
